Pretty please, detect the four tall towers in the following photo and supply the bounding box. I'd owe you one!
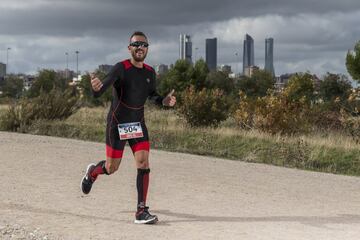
[179,33,274,76]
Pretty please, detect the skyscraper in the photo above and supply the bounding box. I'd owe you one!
[0,63,6,79]
[243,34,254,74]
[205,38,217,71]
[179,34,192,63]
[265,38,275,76]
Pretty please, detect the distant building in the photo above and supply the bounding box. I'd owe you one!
[244,65,259,77]
[265,38,275,76]
[57,69,75,81]
[275,73,292,89]
[0,63,6,78]
[275,73,321,90]
[20,75,35,91]
[98,64,113,74]
[205,38,217,71]
[219,65,232,74]
[243,34,254,74]
[0,63,5,86]
[154,64,169,75]
[69,75,82,87]
[179,34,192,63]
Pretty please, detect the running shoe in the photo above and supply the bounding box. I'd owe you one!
[134,207,158,224]
[81,163,96,194]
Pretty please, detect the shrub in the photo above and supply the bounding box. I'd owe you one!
[177,86,230,127]
[0,89,80,132]
[284,73,315,103]
[343,88,360,116]
[342,116,360,144]
[233,91,256,129]
[319,73,352,102]
[255,93,312,135]
[309,103,344,132]
[234,90,312,135]
[236,69,275,98]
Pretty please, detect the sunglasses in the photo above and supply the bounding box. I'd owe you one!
[129,41,149,48]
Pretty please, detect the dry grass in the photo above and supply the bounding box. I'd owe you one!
[64,106,359,151]
[0,104,9,110]
[2,104,359,175]
[66,106,108,127]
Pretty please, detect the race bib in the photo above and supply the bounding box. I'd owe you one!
[118,122,144,140]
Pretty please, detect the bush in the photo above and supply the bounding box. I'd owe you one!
[342,115,360,144]
[234,90,312,135]
[255,93,311,135]
[342,88,360,116]
[177,86,230,127]
[319,73,352,102]
[233,91,256,129]
[0,89,80,132]
[309,103,344,132]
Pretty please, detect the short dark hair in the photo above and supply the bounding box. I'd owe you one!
[129,31,148,43]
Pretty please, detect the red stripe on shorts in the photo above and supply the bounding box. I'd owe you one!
[106,145,123,158]
[131,141,150,153]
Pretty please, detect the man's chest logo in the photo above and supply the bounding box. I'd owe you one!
[146,78,150,83]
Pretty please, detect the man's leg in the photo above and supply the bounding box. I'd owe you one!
[81,143,124,194]
[131,141,158,224]
[90,156,122,179]
[135,150,150,208]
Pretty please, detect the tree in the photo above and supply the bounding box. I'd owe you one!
[79,70,112,106]
[319,73,352,102]
[346,41,360,83]
[2,75,24,98]
[158,59,193,95]
[236,69,275,97]
[27,69,69,98]
[284,73,315,103]
[190,59,209,91]
[206,70,235,94]
[177,86,230,127]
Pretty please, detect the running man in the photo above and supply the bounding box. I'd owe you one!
[81,31,176,224]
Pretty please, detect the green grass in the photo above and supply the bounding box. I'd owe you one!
[1,104,360,176]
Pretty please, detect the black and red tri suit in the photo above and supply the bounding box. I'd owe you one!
[93,59,163,158]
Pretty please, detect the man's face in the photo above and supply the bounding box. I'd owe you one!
[128,35,148,62]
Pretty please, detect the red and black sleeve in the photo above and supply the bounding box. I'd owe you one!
[93,62,124,98]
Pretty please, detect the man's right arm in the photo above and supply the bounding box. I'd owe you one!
[92,62,124,98]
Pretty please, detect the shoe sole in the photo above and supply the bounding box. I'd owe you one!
[134,216,158,224]
[80,163,96,194]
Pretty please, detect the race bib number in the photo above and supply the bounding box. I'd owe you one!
[118,122,144,140]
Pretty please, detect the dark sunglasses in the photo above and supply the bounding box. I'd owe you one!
[129,41,149,48]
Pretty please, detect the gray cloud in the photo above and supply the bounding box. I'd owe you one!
[0,0,360,79]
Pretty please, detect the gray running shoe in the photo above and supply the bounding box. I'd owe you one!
[81,163,96,194]
[134,207,158,224]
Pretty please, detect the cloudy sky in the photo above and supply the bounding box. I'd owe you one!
[1,0,360,80]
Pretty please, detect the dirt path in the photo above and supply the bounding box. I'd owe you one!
[1,131,360,240]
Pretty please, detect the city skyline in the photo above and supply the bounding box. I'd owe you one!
[0,0,359,79]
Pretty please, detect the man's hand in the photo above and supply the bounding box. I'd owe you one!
[162,89,176,107]
[90,73,103,92]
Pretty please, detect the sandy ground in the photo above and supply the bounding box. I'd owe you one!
[1,131,360,240]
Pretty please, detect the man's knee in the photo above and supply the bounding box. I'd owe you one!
[137,158,149,169]
[105,158,121,174]
[134,150,149,169]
